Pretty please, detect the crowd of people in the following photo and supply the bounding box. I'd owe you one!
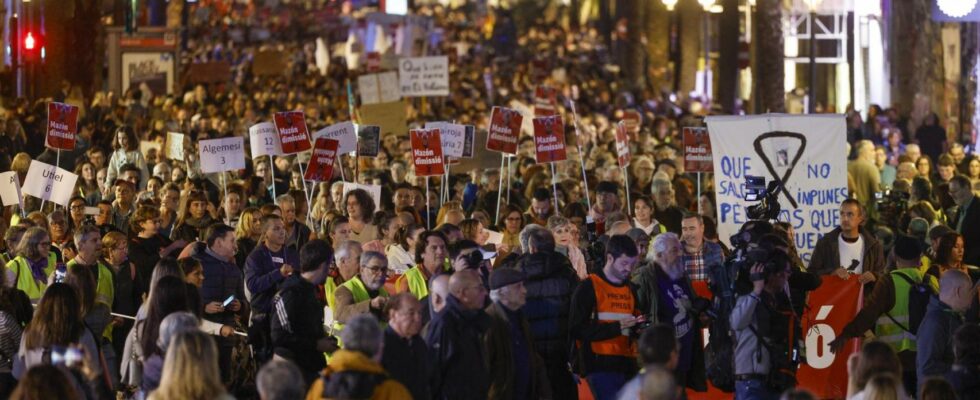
[0,1,977,400]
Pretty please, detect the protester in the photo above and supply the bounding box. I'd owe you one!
[917,269,974,383]
[680,213,723,282]
[944,323,980,399]
[485,267,550,400]
[244,214,298,363]
[426,269,490,400]
[381,292,432,400]
[148,331,233,400]
[5,227,57,302]
[256,359,305,400]
[809,199,885,292]
[395,230,449,300]
[333,251,390,330]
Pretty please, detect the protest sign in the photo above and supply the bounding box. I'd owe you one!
[357,125,382,157]
[533,85,559,116]
[342,182,382,211]
[424,121,465,158]
[615,121,631,168]
[273,111,312,154]
[140,141,162,158]
[398,56,449,97]
[313,121,357,155]
[358,71,400,105]
[46,102,79,150]
[683,127,713,172]
[360,100,407,138]
[0,172,22,207]
[532,115,567,164]
[165,132,185,160]
[410,129,445,176]
[249,122,283,158]
[305,138,339,182]
[622,109,642,135]
[461,125,476,158]
[199,137,246,174]
[253,50,287,76]
[484,230,503,246]
[22,160,78,207]
[706,114,847,263]
[487,107,523,154]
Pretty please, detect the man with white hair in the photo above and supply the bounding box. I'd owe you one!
[632,232,708,393]
[257,359,304,400]
[333,251,390,333]
[848,140,881,220]
[905,143,922,164]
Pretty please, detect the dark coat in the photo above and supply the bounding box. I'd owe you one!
[425,294,491,400]
[917,297,964,380]
[949,195,980,266]
[188,242,245,326]
[514,250,578,360]
[381,327,432,400]
[484,301,551,400]
[271,273,327,384]
[808,226,885,281]
[946,364,980,400]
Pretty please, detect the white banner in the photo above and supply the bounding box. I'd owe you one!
[398,56,449,97]
[199,137,246,174]
[706,114,848,264]
[424,121,465,158]
[0,171,22,207]
[313,121,358,155]
[249,122,283,158]
[23,160,78,207]
[358,71,401,105]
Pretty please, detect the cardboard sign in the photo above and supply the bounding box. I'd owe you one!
[623,109,642,135]
[22,160,78,207]
[486,106,523,154]
[357,125,382,157]
[140,140,162,157]
[615,121,631,168]
[199,136,246,174]
[253,50,288,76]
[273,111,312,154]
[461,125,476,158]
[342,182,382,211]
[305,138,339,182]
[683,127,713,172]
[424,122,465,158]
[249,122,283,158]
[313,121,357,155]
[0,171,23,207]
[399,56,449,97]
[360,100,407,138]
[532,115,567,164]
[165,132,185,160]
[358,71,401,105]
[484,229,503,246]
[46,102,79,150]
[533,85,559,117]
[410,129,445,176]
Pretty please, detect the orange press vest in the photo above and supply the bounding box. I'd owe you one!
[588,274,638,357]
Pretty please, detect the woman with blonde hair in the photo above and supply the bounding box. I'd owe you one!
[862,373,904,400]
[148,330,232,400]
[234,207,263,268]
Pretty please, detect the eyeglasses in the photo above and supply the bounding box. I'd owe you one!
[363,265,389,274]
[70,205,85,211]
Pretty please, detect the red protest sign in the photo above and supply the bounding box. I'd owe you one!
[533,85,559,116]
[411,129,445,176]
[623,109,642,135]
[305,138,339,182]
[273,111,312,154]
[532,115,567,164]
[46,102,79,150]
[486,106,523,154]
[683,127,713,172]
[615,121,631,168]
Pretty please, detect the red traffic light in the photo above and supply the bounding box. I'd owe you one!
[24,32,35,50]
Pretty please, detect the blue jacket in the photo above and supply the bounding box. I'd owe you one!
[189,242,245,326]
[244,242,299,315]
[425,295,491,400]
[917,296,964,382]
[514,250,578,359]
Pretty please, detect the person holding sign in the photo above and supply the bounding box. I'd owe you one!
[4,227,58,302]
[104,127,150,192]
[808,199,885,294]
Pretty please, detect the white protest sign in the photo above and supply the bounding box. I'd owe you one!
[706,114,847,264]
[342,182,382,211]
[398,56,449,97]
[0,171,23,207]
[140,141,162,157]
[484,230,503,246]
[424,121,465,158]
[22,160,78,207]
[358,71,401,105]
[199,136,246,174]
[249,122,283,158]
[166,132,185,160]
[313,121,358,155]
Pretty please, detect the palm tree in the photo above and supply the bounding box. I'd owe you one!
[754,0,785,113]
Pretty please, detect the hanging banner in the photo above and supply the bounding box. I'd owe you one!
[46,102,79,150]
[487,106,523,154]
[0,171,23,207]
[706,114,847,264]
[684,127,714,172]
[424,121,465,158]
[410,128,445,176]
[615,121,631,168]
[165,132,185,160]
[249,122,283,158]
[22,160,78,207]
[532,115,567,164]
[357,125,382,157]
[273,111,312,154]
[305,138,339,182]
[313,121,358,155]
[533,85,559,116]
[199,137,246,174]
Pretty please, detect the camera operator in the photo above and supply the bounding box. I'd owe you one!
[809,199,885,294]
[730,249,802,400]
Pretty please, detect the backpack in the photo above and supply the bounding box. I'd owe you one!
[885,270,934,335]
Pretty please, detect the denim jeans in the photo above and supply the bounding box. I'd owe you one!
[587,372,628,400]
[735,379,779,400]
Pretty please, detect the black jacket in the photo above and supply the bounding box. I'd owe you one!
[128,234,171,296]
[381,327,432,400]
[271,273,327,383]
[515,251,579,360]
[188,242,245,326]
[425,294,491,400]
[949,195,980,266]
[946,364,980,400]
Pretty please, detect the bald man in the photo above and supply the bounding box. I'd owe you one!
[917,269,975,384]
[426,270,490,400]
[429,274,450,315]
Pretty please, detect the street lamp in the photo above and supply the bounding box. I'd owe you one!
[806,0,822,113]
[662,0,678,11]
[699,0,715,104]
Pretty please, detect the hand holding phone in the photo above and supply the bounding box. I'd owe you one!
[222,295,235,308]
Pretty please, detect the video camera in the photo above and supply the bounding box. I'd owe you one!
[744,175,783,222]
[875,187,910,228]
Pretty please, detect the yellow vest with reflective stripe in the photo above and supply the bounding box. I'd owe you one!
[875,268,921,353]
[6,254,56,301]
[399,266,429,300]
[332,276,389,335]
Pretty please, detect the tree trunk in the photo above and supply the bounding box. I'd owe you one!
[645,2,670,94]
[891,0,942,133]
[717,0,740,113]
[754,0,785,113]
[622,0,646,91]
[677,0,701,99]
[960,22,978,142]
